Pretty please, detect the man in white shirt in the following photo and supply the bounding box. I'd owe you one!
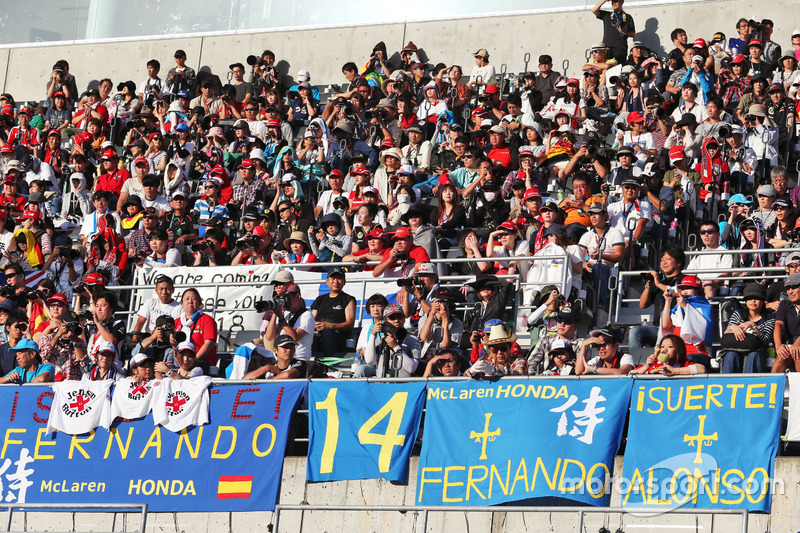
[579,202,625,311]
[686,221,732,297]
[469,48,496,92]
[607,177,651,243]
[264,283,315,362]
[133,275,182,337]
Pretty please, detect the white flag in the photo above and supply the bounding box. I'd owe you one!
[785,374,800,441]
[111,378,163,420]
[152,376,213,433]
[46,380,113,435]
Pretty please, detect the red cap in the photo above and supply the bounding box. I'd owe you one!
[731,54,746,64]
[209,165,228,179]
[47,129,61,138]
[100,149,118,161]
[329,169,343,179]
[668,146,685,161]
[2,177,15,185]
[18,107,31,116]
[678,275,703,289]
[392,227,413,240]
[380,138,394,148]
[0,145,13,155]
[349,168,370,177]
[46,293,69,306]
[85,272,107,286]
[266,119,281,127]
[134,157,148,166]
[524,187,542,200]
[17,209,37,221]
[239,158,254,169]
[692,38,707,48]
[749,39,762,48]
[252,226,268,238]
[148,132,162,141]
[73,132,93,146]
[496,221,518,234]
[566,78,580,86]
[471,108,488,117]
[438,174,452,186]
[367,227,387,241]
[0,105,12,116]
[484,85,499,94]
[626,111,645,124]
[53,91,66,99]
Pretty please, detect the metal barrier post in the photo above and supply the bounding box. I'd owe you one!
[422,508,429,531]
[577,509,584,533]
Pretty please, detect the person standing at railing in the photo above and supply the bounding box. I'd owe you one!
[771,273,800,373]
[310,269,355,357]
[579,202,625,314]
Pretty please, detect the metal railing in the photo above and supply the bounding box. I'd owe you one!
[272,504,749,533]
[2,502,147,533]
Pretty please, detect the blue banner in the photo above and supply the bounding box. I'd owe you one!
[0,382,305,512]
[621,376,785,512]
[307,381,426,483]
[417,379,632,506]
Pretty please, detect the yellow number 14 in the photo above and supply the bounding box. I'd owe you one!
[316,389,409,474]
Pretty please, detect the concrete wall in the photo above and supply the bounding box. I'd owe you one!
[8,456,799,532]
[1,0,795,104]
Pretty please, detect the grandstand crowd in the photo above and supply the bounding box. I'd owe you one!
[2,1,800,383]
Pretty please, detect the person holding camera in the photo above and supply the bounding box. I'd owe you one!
[137,59,170,106]
[132,314,178,363]
[39,308,88,381]
[45,60,78,105]
[659,275,713,365]
[250,50,282,93]
[84,290,126,367]
[372,226,430,278]
[263,283,314,363]
[630,245,685,349]
[41,241,83,300]
[132,274,181,339]
[360,304,419,378]
[232,226,270,266]
[159,191,197,247]
[418,287,463,358]
[191,227,229,267]
[189,81,223,118]
[165,50,196,95]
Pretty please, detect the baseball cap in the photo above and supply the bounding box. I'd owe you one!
[626,111,645,124]
[0,300,16,312]
[557,306,580,322]
[46,293,69,307]
[785,252,800,266]
[130,352,155,368]
[587,202,607,214]
[10,338,39,354]
[274,334,297,348]
[757,184,777,197]
[678,275,703,289]
[272,270,294,284]
[383,304,404,318]
[100,149,118,160]
[774,197,793,209]
[415,262,436,275]
[485,84,499,94]
[542,224,564,237]
[692,38,707,48]
[617,145,635,158]
[392,227,413,240]
[787,273,800,288]
[84,272,107,286]
[668,146,685,162]
[95,340,117,356]
[496,220,518,234]
[524,188,542,201]
[177,340,196,353]
[366,227,387,241]
[540,200,559,212]
[134,157,149,167]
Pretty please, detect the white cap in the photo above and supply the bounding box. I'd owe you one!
[480,118,493,127]
[297,69,310,82]
[548,338,571,353]
[415,262,436,275]
[793,29,800,37]
[362,186,377,195]
[692,55,703,63]
[131,352,154,367]
[96,341,117,355]
[177,340,196,353]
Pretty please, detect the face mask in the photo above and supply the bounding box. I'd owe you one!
[484,192,497,202]
[334,208,345,216]
[397,194,410,204]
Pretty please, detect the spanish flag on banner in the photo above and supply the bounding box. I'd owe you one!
[217,475,252,499]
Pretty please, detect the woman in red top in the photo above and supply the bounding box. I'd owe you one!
[174,288,218,365]
[631,334,706,375]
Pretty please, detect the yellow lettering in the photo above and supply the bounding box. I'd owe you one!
[1,428,26,458]
[157,479,169,495]
[68,431,95,459]
[417,468,442,502]
[104,427,134,459]
[745,383,766,409]
[526,384,541,398]
[211,426,237,459]
[671,468,694,505]
[721,469,745,504]
[636,386,645,411]
[427,388,440,400]
[139,427,162,459]
[142,479,155,495]
[684,385,704,410]
[587,463,609,498]
[34,428,56,460]
[555,385,568,399]
[41,480,52,492]
[558,459,586,493]
[666,386,684,411]
[647,387,665,414]
[476,388,485,399]
[746,468,769,504]
[623,468,645,506]
[510,458,529,494]
[695,468,720,504]
[496,384,512,398]
[466,466,488,501]
[532,457,560,491]
[129,479,142,494]
[705,384,724,409]
[184,480,196,495]
[727,384,744,408]
[442,466,465,502]
[252,424,276,457]
[175,427,204,459]
[489,461,511,499]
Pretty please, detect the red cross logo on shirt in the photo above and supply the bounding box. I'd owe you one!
[131,384,149,396]
[69,395,90,413]
[166,395,187,413]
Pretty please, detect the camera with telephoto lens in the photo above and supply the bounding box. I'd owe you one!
[160,321,187,343]
[246,55,263,67]
[191,239,212,253]
[585,138,599,156]
[255,297,287,313]
[718,124,733,139]
[129,118,145,129]
[397,275,424,293]
[365,108,388,121]
[58,247,80,261]
[478,94,493,108]
[78,310,94,322]
[236,234,260,251]
[381,322,407,342]
[0,285,15,299]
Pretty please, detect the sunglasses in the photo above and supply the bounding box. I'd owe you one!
[787,285,800,290]
[596,342,609,348]
[13,323,27,331]
[245,108,257,111]
[623,185,638,190]
[438,358,456,364]
[490,343,511,351]
[699,229,718,235]
[556,318,575,324]
[4,273,16,278]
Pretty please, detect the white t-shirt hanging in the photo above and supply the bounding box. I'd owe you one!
[111,378,163,420]
[46,380,113,435]
[152,376,213,432]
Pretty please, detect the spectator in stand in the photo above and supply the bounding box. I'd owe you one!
[591,0,635,63]
[685,221,732,298]
[773,273,800,373]
[45,60,79,105]
[630,334,705,375]
[630,246,685,349]
[85,291,126,363]
[173,288,218,367]
[0,311,28,375]
[579,202,625,313]
[243,334,306,379]
[660,275,713,365]
[576,326,633,374]
[132,274,181,341]
[373,226,429,278]
[263,283,315,364]
[310,268,356,356]
[720,283,774,373]
[0,338,52,384]
[157,340,204,379]
[129,353,155,381]
[527,305,585,375]
[464,273,513,340]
